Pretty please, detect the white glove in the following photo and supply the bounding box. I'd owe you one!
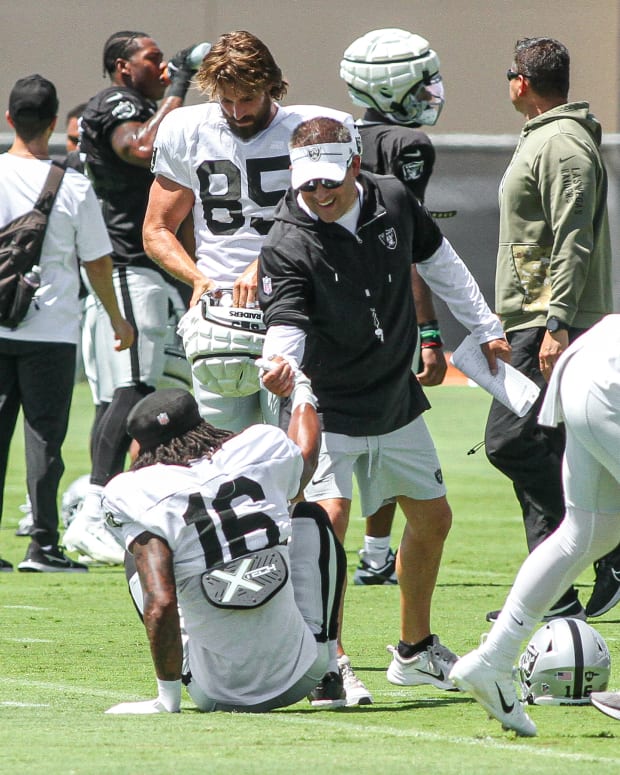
[105,698,175,715]
[105,678,182,714]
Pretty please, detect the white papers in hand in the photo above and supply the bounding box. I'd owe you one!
[450,334,540,417]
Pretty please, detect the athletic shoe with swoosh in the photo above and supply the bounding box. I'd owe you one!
[353,548,398,586]
[386,635,458,690]
[449,649,537,737]
[17,541,88,573]
[586,557,620,617]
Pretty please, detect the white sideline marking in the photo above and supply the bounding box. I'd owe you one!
[0,677,135,700]
[1,702,50,708]
[1,677,618,765]
[4,638,53,643]
[3,605,48,611]
[271,715,620,765]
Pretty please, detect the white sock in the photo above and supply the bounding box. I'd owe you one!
[364,535,390,555]
[363,535,391,567]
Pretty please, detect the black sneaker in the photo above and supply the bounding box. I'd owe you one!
[0,557,14,572]
[18,542,88,573]
[586,558,620,617]
[353,548,398,586]
[486,596,585,623]
[307,671,347,709]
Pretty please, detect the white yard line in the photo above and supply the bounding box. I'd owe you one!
[266,714,620,765]
[1,677,619,766]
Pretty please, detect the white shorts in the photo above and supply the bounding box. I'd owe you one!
[82,266,179,401]
[82,292,113,404]
[304,414,446,514]
[560,354,620,514]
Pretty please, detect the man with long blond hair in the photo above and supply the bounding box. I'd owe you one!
[143,30,356,431]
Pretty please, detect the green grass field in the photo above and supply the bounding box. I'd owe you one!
[1,383,619,774]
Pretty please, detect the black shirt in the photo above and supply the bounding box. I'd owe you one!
[357,109,435,202]
[80,86,157,269]
[259,172,443,436]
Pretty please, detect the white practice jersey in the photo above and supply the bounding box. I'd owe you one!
[102,424,317,706]
[152,103,355,285]
[103,424,303,577]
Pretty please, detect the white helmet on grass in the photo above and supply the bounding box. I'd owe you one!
[340,28,444,126]
[61,474,91,529]
[519,618,610,705]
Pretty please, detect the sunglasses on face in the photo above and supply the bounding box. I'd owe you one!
[506,69,530,81]
[297,157,353,192]
[298,177,346,192]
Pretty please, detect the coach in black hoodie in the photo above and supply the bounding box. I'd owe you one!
[258,116,509,705]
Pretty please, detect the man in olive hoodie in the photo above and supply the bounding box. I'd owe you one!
[485,37,615,623]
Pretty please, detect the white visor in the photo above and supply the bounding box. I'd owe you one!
[289,141,358,189]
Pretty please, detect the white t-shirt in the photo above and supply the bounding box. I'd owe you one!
[152,103,355,285]
[0,154,112,344]
[103,424,318,706]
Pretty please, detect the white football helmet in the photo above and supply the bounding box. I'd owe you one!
[177,290,265,398]
[61,474,91,529]
[340,28,444,126]
[519,618,610,705]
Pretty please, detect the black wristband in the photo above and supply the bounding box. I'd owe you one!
[419,319,443,348]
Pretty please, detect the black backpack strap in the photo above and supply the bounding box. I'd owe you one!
[34,160,66,217]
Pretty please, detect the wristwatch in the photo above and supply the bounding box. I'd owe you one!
[546,316,569,333]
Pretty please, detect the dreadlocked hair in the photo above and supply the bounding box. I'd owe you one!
[102,30,149,76]
[131,421,236,470]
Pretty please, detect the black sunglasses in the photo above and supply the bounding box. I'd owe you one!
[506,69,528,81]
[298,177,346,192]
[297,158,353,192]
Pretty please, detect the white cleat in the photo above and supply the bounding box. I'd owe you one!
[449,649,537,737]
